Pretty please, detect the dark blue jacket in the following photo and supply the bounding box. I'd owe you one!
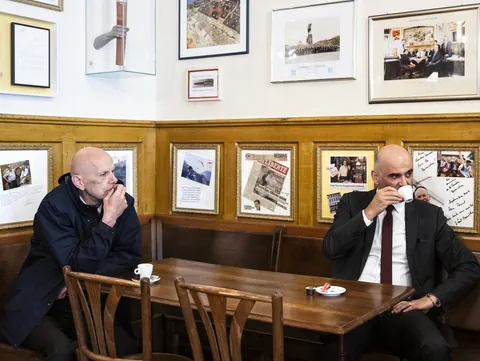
[0,173,141,347]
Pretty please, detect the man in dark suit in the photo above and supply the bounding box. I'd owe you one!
[323,144,480,361]
[425,44,443,76]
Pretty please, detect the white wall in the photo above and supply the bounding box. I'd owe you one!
[157,0,480,120]
[0,0,157,120]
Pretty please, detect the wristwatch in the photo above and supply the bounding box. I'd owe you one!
[426,293,441,307]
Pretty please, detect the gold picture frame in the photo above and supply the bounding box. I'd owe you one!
[407,143,479,233]
[172,144,220,215]
[237,143,296,221]
[0,143,53,230]
[10,0,64,11]
[316,143,380,223]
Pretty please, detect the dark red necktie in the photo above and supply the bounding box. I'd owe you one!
[380,205,394,284]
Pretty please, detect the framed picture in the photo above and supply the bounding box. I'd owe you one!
[179,0,249,59]
[316,144,380,223]
[237,144,295,221]
[11,23,50,88]
[9,0,63,11]
[172,144,220,215]
[369,4,480,103]
[187,68,220,101]
[408,144,479,233]
[0,144,53,230]
[103,147,138,209]
[270,0,355,82]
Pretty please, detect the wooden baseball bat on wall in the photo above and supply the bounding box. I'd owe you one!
[116,0,127,66]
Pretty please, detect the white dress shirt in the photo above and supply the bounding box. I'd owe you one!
[359,202,412,287]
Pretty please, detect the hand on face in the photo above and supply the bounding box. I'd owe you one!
[102,184,127,227]
[364,186,403,220]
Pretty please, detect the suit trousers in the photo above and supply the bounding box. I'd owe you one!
[21,297,139,361]
[322,310,451,361]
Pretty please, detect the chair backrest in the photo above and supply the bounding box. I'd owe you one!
[174,276,284,361]
[63,266,151,361]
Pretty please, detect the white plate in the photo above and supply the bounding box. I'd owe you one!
[315,286,346,297]
[131,275,161,284]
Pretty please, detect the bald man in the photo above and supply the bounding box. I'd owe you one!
[0,147,141,361]
[323,145,480,361]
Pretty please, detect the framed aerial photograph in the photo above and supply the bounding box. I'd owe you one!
[187,68,220,101]
[317,144,379,223]
[0,144,53,230]
[172,144,220,215]
[179,0,249,59]
[271,0,355,82]
[103,147,137,207]
[237,144,295,221]
[408,144,479,233]
[9,0,63,11]
[369,4,480,103]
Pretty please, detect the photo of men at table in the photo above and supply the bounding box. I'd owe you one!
[384,21,466,80]
[437,150,474,178]
[330,156,367,184]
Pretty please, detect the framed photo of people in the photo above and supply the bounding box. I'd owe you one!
[316,144,380,223]
[102,146,138,209]
[179,0,249,59]
[172,144,220,215]
[369,4,480,103]
[0,144,53,230]
[270,0,355,82]
[9,0,63,11]
[237,144,295,221]
[408,144,479,233]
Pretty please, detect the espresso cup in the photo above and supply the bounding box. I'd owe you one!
[398,185,413,203]
[134,263,153,279]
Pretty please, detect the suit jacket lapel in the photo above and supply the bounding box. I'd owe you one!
[360,190,377,272]
[405,201,418,282]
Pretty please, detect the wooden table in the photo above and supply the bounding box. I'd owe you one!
[133,258,414,335]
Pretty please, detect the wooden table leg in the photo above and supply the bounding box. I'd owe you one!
[338,335,346,361]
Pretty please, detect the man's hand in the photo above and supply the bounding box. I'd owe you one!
[57,286,68,299]
[102,185,127,227]
[391,295,437,314]
[364,186,403,220]
[110,25,129,39]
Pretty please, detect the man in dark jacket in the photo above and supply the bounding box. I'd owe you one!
[0,147,142,361]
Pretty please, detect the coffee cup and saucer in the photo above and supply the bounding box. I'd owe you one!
[131,263,161,284]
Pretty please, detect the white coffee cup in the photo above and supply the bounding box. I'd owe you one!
[398,185,413,203]
[134,263,153,279]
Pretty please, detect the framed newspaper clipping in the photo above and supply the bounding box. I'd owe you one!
[316,144,380,223]
[172,144,220,215]
[408,144,479,233]
[237,144,295,221]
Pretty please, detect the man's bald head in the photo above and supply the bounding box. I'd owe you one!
[70,147,112,178]
[372,145,413,189]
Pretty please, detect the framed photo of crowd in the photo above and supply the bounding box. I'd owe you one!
[408,144,479,233]
[237,144,295,221]
[172,144,220,215]
[316,144,380,223]
[0,144,53,230]
[369,4,480,103]
[179,0,249,59]
[271,0,355,82]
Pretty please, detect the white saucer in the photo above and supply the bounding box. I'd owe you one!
[315,286,346,297]
[131,275,161,284]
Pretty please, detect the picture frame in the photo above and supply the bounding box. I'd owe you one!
[237,144,295,221]
[11,23,51,88]
[9,0,63,11]
[172,144,220,215]
[178,0,249,60]
[187,68,220,101]
[369,4,480,103]
[316,144,380,223]
[102,146,138,210]
[270,0,355,82]
[0,144,53,230]
[407,143,479,233]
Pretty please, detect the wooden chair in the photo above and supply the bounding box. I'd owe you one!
[173,276,284,361]
[63,266,192,361]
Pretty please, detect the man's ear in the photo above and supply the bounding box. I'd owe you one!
[71,174,85,191]
[371,169,379,186]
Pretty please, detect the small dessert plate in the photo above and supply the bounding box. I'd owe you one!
[131,275,161,284]
[315,285,346,297]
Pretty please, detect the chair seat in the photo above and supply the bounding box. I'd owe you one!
[123,352,193,361]
[0,342,43,361]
